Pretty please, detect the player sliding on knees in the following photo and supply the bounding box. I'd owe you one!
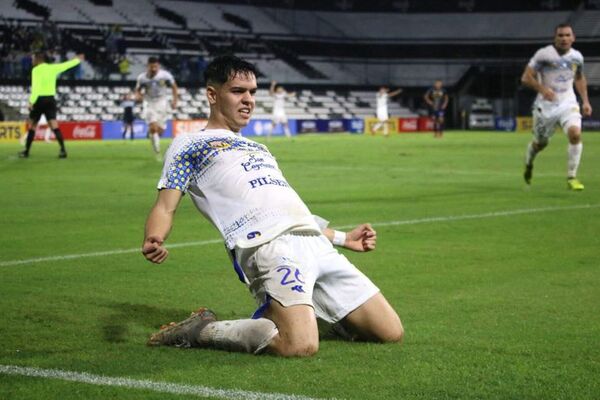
[521,23,592,191]
[142,55,403,357]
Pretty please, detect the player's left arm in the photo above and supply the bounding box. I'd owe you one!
[575,71,592,117]
[323,224,377,252]
[389,88,403,98]
[442,92,449,110]
[170,81,179,109]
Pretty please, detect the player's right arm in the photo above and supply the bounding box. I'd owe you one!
[521,65,555,101]
[423,89,433,106]
[269,80,276,96]
[142,189,183,264]
[134,75,144,102]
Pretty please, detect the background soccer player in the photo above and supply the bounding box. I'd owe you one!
[121,92,136,140]
[521,23,592,190]
[135,57,178,159]
[19,52,84,159]
[424,80,449,138]
[267,80,295,139]
[372,86,402,137]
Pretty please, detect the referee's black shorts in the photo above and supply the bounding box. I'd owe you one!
[29,96,57,123]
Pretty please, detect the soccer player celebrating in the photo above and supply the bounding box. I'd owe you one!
[19,52,84,159]
[142,55,403,356]
[424,80,449,138]
[267,80,295,139]
[372,86,402,137]
[135,57,178,159]
[521,23,592,190]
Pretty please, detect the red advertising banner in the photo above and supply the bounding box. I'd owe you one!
[398,118,418,132]
[418,117,435,131]
[58,121,102,140]
[173,119,208,137]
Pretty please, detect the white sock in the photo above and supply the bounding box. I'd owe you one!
[567,142,582,178]
[383,122,389,136]
[372,122,382,133]
[284,125,291,138]
[198,318,278,354]
[525,142,538,166]
[44,129,52,142]
[151,133,160,153]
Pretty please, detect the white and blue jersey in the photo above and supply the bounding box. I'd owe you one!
[157,129,320,249]
[528,44,583,107]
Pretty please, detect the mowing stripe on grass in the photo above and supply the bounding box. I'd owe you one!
[1,203,598,268]
[0,364,335,400]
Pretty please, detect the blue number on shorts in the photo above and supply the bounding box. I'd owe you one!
[277,266,295,286]
[277,266,305,286]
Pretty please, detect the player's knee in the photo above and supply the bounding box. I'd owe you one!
[275,338,319,357]
[379,321,404,344]
[534,140,548,150]
[568,131,581,144]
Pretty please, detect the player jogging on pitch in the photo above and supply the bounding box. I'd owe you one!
[135,57,178,159]
[372,86,402,137]
[142,55,403,357]
[521,23,592,190]
[424,80,449,138]
[267,80,295,139]
[19,52,84,159]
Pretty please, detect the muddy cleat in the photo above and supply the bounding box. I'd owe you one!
[18,150,29,158]
[524,163,533,185]
[567,178,584,191]
[147,308,217,348]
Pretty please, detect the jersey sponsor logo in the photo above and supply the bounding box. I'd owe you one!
[241,154,276,172]
[248,175,290,189]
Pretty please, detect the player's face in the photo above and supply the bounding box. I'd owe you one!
[554,27,575,53]
[147,62,160,77]
[434,81,443,90]
[209,72,257,132]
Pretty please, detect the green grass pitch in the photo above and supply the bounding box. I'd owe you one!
[1,131,599,399]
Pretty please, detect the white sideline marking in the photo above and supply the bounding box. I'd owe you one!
[335,203,600,230]
[0,364,334,400]
[1,204,598,268]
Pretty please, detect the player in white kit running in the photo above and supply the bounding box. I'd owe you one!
[267,80,295,139]
[521,23,592,190]
[135,57,178,159]
[372,86,402,137]
[142,55,403,357]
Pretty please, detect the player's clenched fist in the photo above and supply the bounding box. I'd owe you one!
[142,236,169,263]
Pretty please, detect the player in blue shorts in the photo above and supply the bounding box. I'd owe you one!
[424,80,449,138]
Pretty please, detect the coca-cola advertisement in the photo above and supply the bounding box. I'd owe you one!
[59,122,102,140]
[398,118,418,132]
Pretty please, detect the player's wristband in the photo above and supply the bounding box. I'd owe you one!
[332,230,346,247]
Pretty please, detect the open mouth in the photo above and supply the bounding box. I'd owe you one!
[239,108,252,117]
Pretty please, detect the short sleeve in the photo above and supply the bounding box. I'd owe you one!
[157,138,197,193]
[528,49,544,70]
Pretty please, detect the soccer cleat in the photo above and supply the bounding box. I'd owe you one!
[18,150,29,158]
[524,163,533,184]
[567,178,584,191]
[147,307,217,348]
[58,150,67,159]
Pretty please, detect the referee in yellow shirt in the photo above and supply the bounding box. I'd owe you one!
[19,52,84,158]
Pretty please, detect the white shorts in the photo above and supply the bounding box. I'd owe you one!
[143,98,170,130]
[272,111,288,124]
[234,231,380,323]
[532,100,581,142]
[377,110,389,122]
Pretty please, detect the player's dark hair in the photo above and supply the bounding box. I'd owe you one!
[555,23,573,33]
[204,55,257,86]
[147,56,159,64]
